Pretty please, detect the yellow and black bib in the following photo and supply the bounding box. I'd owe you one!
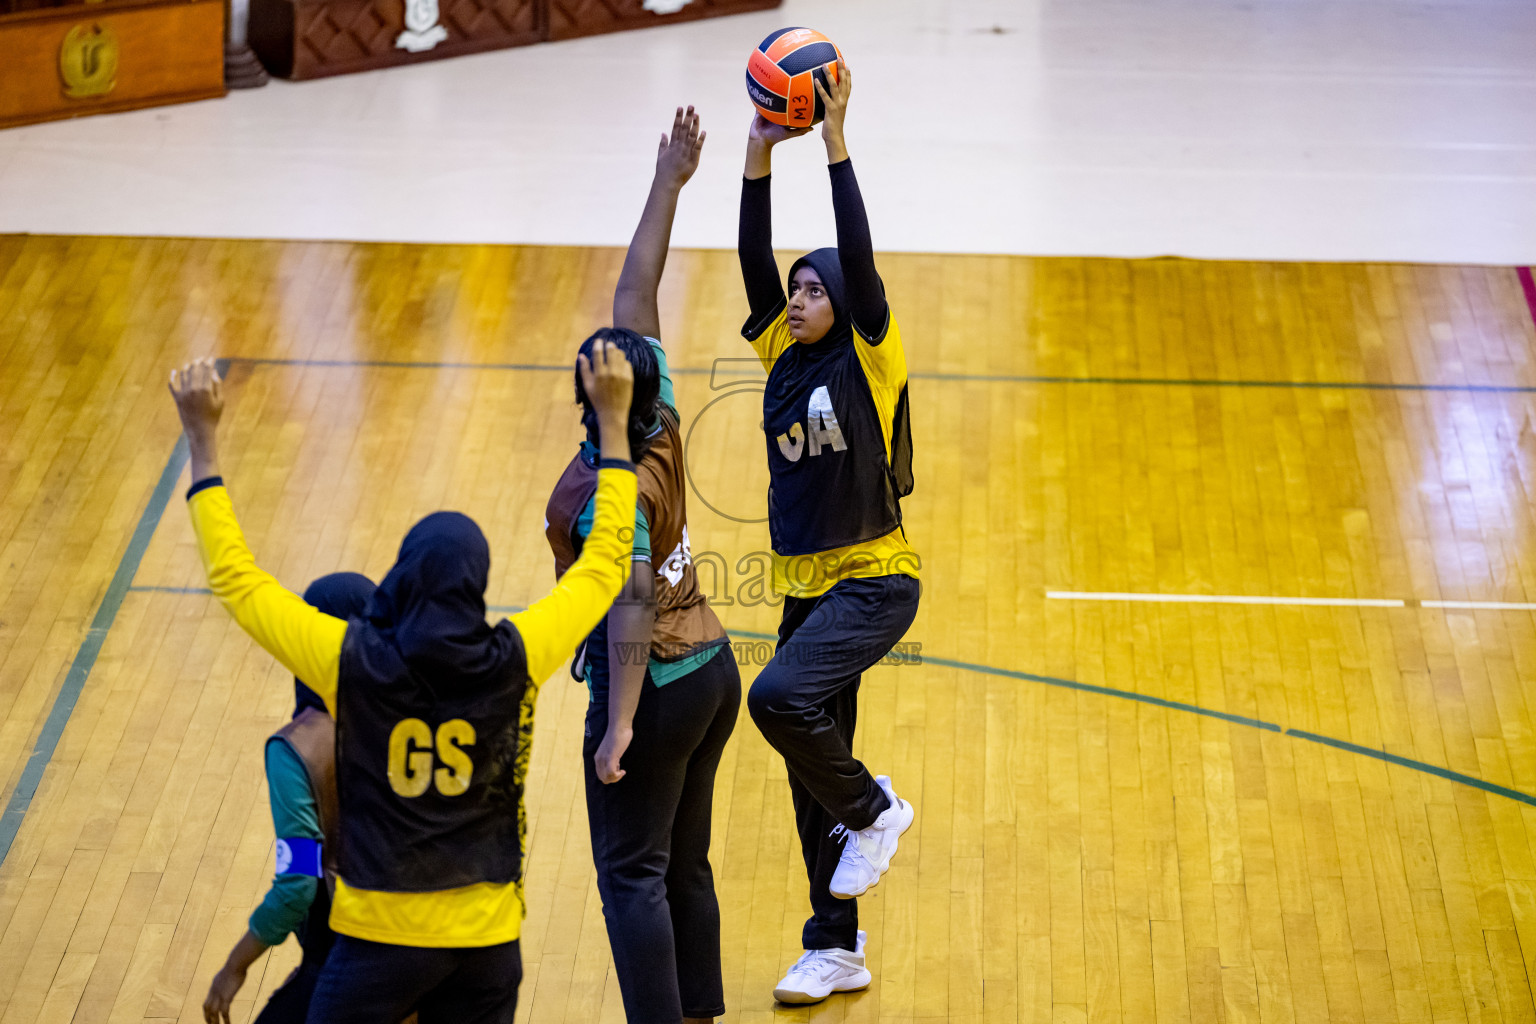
[334,623,526,892]
[763,338,911,556]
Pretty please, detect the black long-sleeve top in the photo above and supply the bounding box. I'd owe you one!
[738,159,890,342]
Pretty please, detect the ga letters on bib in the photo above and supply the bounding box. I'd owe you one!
[748,309,917,590]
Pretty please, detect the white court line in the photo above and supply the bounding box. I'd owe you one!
[1049,592,1536,611]
[1047,591,1405,608]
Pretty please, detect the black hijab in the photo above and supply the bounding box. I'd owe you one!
[295,571,377,717]
[363,511,518,691]
[787,247,853,350]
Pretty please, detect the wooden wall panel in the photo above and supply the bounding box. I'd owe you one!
[250,0,540,79]
[0,0,224,129]
[546,0,779,42]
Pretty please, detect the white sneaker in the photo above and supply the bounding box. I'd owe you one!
[829,775,914,899]
[772,930,871,1004]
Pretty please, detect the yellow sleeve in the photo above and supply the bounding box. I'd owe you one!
[188,486,347,714]
[853,315,910,460]
[746,309,795,374]
[511,466,637,684]
[853,313,908,390]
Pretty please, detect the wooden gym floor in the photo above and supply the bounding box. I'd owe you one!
[3,234,1536,1023]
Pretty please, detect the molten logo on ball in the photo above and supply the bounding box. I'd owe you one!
[746,27,844,129]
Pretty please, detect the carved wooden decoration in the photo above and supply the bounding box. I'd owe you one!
[251,0,540,78]
[547,0,779,41]
[246,0,780,81]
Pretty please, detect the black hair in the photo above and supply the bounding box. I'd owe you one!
[573,326,662,462]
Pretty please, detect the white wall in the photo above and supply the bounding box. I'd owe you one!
[1,0,1532,263]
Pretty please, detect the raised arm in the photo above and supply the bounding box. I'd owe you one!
[170,360,347,711]
[510,341,638,684]
[613,107,706,341]
[815,60,889,340]
[739,115,809,328]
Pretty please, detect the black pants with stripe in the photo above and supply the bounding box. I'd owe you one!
[584,645,741,1023]
[747,573,921,953]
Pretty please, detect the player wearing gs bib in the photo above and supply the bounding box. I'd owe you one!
[168,348,639,1024]
[737,60,920,1006]
[544,108,740,1024]
[203,572,374,1024]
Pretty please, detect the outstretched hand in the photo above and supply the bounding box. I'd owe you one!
[748,111,811,149]
[169,357,226,483]
[813,59,852,160]
[168,357,224,440]
[578,340,635,458]
[656,106,706,189]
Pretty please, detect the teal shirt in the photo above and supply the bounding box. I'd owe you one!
[575,339,723,691]
[652,337,676,414]
[249,739,323,946]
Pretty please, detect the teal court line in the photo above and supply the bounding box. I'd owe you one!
[229,357,1536,396]
[725,630,1536,810]
[0,436,190,866]
[10,341,1536,870]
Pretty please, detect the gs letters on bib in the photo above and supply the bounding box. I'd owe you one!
[336,623,528,893]
[387,718,477,798]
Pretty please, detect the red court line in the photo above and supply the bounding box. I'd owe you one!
[1520,267,1536,331]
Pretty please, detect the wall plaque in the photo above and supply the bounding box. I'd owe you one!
[59,23,118,98]
[396,0,448,52]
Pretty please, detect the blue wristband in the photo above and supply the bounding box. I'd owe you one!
[275,837,323,878]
